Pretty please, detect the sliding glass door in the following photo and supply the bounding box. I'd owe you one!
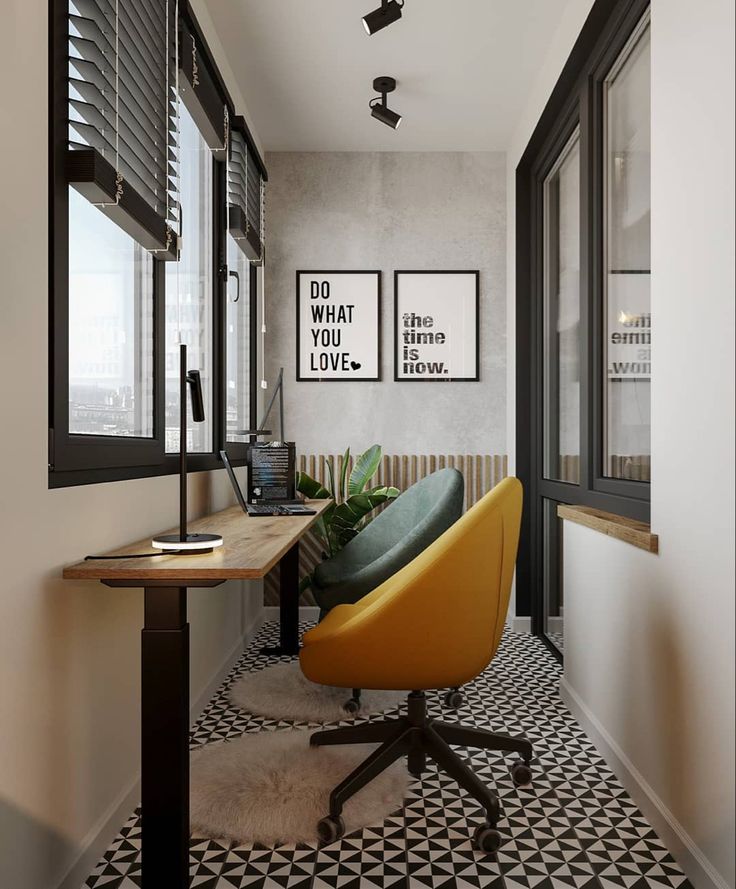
[515,0,651,660]
[540,129,581,654]
[603,18,652,482]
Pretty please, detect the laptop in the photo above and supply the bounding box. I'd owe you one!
[219,450,315,517]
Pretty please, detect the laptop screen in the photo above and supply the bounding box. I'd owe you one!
[248,443,296,502]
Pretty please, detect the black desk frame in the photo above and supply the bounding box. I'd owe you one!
[104,540,300,888]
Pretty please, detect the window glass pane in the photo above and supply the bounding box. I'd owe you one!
[68,188,154,437]
[165,102,213,454]
[604,18,651,481]
[226,235,252,443]
[543,129,581,484]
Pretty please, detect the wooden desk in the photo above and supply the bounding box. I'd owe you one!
[63,500,329,889]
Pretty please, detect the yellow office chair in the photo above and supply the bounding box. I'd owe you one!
[300,476,531,854]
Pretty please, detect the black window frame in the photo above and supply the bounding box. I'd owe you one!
[49,0,262,488]
[515,0,651,633]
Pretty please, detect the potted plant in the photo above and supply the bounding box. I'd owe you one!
[296,444,399,592]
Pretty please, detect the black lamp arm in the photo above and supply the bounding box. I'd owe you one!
[237,366,285,441]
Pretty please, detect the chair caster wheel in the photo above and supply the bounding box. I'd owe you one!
[444,689,464,709]
[511,760,533,787]
[473,823,502,854]
[317,815,345,846]
[343,697,361,714]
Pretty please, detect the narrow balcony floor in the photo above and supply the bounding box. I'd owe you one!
[83,622,692,889]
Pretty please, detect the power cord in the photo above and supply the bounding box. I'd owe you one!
[84,551,186,560]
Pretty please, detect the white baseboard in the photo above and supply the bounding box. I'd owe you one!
[263,605,320,623]
[509,615,532,633]
[55,609,265,889]
[560,678,729,889]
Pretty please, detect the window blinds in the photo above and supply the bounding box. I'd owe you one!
[64,0,267,260]
[228,116,267,262]
[178,13,227,152]
[66,0,178,257]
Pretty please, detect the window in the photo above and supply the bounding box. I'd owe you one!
[165,103,214,454]
[515,0,651,656]
[50,2,266,486]
[543,129,581,485]
[68,188,154,438]
[226,234,254,443]
[603,18,651,481]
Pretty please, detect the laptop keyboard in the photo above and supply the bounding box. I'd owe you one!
[246,504,285,515]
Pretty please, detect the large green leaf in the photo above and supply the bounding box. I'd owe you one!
[295,471,330,499]
[326,457,336,501]
[316,505,338,557]
[330,485,399,548]
[348,444,382,496]
[364,483,400,500]
[338,446,351,502]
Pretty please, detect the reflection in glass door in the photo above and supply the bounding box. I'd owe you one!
[540,128,581,656]
[603,16,651,481]
[544,129,581,487]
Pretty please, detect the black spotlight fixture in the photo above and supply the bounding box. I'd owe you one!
[362,0,404,35]
[370,76,402,129]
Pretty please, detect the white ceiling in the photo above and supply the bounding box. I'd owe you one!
[205,0,567,152]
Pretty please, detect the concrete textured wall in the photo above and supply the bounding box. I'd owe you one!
[264,151,507,457]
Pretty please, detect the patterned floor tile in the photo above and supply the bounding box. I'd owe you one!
[82,623,692,889]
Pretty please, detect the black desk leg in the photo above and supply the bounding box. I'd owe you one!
[261,540,301,657]
[141,587,189,889]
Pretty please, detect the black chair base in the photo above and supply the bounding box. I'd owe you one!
[343,686,466,713]
[311,690,533,853]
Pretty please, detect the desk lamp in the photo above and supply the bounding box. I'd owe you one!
[152,343,223,553]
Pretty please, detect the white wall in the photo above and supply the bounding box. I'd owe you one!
[265,151,507,457]
[0,4,263,888]
[505,1,735,887]
[563,2,735,886]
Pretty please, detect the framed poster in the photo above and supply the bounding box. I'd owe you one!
[297,271,381,381]
[394,271,479,381]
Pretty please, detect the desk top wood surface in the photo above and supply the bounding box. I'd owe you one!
[62,500,330,584]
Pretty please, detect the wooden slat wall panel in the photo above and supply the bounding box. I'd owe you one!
[266,452,509,605]
[553,455,650,484]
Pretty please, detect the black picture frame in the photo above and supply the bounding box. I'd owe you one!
[296,270,382,382]
[394,270,480,383]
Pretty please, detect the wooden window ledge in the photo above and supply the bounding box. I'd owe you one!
[557,504,658,553]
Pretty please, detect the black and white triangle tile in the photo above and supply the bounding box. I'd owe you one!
[82,622,692,889]
[313,814,407,888]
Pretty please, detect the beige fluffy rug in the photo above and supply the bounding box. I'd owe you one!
[190,729,408,846]
[229,661,405,723]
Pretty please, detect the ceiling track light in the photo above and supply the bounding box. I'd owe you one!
[370,76,402,129]
[362,0,404,35]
